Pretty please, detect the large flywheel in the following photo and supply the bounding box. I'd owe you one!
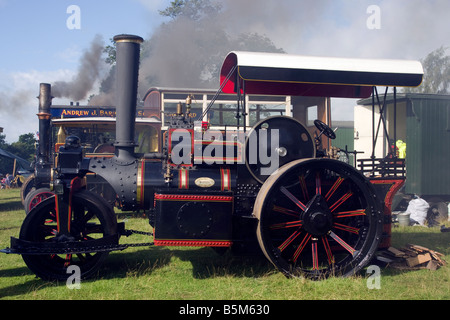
[245,116,315,184]
[19,190,117,281]
[255,158,383,279]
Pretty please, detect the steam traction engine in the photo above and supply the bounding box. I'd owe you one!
[2,35,424,281]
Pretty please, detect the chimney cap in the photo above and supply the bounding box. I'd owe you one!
[113,34,143,44]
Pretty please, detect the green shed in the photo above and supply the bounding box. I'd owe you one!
[356,93,450,217]
[404,94,450,197]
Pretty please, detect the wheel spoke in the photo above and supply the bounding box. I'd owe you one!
[40,224,58,237]
[311,239,319,270]
[334,209,366,218]
[299,175,309,201]
[64,254,72,267]
[272,205,300,218]
[329,191,353,212]
[324,177,344,201]
[270,220,303,230]
[278,228,302,252]
[78,208,96,226]
[333,222,360,234]
[76,253,87,262]
[321,236,335,265]
[83,223,104,235]
[292,233,311,263]
[280,186,307,211]
[328,231,356,256]
[315,172,321,195]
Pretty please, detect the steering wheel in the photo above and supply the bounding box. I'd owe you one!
[314,119,336,140]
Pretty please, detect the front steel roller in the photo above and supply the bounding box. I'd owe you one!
[255,158,383,279]
[19,190,117,281]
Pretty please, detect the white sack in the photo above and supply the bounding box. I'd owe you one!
[406,197,429,226]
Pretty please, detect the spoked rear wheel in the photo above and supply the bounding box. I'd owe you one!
[255,158,383,279]
[20,190,117,281]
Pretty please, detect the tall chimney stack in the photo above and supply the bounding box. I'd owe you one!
[37,83,52,163]
[113,34,144,164]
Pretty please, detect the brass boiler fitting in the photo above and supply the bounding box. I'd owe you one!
[186,94,192,115]
[176,102,183,115]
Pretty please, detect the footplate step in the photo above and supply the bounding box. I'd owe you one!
[1,234,126,255]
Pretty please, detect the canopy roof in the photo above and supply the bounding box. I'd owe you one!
[220,51,423,98]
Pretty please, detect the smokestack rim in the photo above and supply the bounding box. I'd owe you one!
[113,34,144,44]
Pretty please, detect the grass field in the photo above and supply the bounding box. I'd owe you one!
[0,188,449,301]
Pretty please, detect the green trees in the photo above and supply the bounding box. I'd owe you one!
[405,46,450,94]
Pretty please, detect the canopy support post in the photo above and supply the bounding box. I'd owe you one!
[198,65,237,122]
[394,87,397,151]
[371,86,400,159]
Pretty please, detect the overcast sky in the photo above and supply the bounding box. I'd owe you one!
[0,0,448,142]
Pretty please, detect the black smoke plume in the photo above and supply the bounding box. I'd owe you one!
[52,34,106,102]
